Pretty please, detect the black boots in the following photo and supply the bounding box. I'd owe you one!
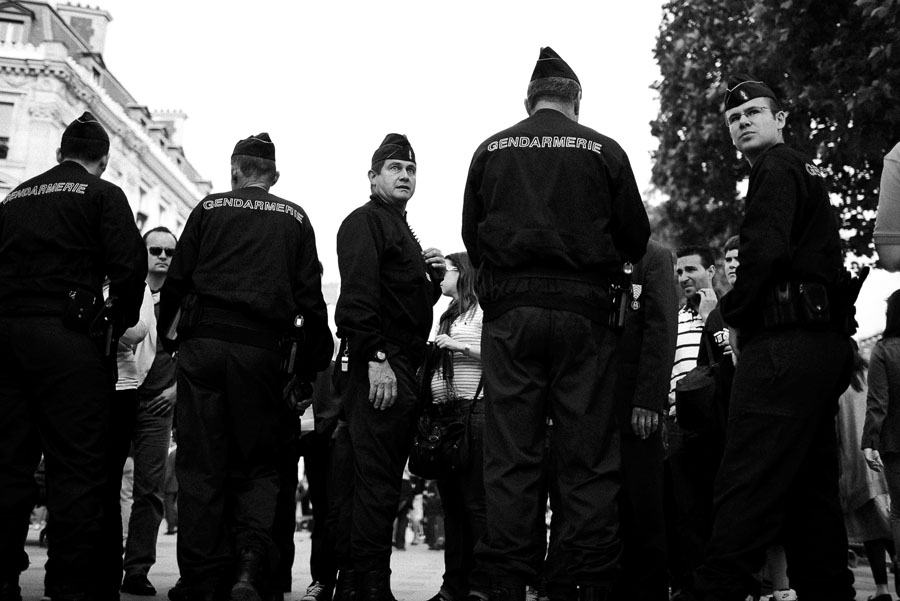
[230,549,265,601]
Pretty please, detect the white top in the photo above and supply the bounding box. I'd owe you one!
[116,284,154,391]
[430,304,483,403]
[668,305,704,414]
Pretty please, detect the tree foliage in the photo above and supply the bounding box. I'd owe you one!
[652,0,900,258]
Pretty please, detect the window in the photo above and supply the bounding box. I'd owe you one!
[0,102,13,159]
[0,19,24,44]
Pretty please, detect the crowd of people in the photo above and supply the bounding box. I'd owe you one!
[2,44,900,601]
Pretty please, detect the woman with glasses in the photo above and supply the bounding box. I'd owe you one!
[424,252,488,601]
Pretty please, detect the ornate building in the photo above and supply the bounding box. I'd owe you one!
[0,1,210,233]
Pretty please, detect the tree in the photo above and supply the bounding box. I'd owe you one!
[652,0,900,259]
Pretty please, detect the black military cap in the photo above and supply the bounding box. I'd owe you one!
[371,133,415,167]
[723,74,777,111]
[527,46,581,102]
[232,133,276,161]
[62,111,109,154]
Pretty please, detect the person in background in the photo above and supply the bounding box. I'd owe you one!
[875,141,900,270]
[863,288,900,599]
[122,226,180,597]
[423,252,488,601]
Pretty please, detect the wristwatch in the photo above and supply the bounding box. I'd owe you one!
[371,350,387,363]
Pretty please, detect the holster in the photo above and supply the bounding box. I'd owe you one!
[762,281,832,329]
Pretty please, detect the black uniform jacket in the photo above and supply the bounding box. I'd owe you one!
[0,160,146,327]
[614,239,678,414]
[334,196,441,363]
[720,143,844,330]
[462,108,650,277]
[159,186,332,376]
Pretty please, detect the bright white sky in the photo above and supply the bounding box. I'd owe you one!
[98,0,665,281]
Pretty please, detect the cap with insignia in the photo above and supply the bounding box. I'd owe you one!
[371,133,415,168]
[527,46,581,102]
[61,111,110,156]
[232,133,276,162]
[723,73,777,111]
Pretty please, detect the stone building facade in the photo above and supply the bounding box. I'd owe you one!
[0,1,209,233]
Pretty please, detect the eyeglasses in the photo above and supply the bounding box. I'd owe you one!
[726,105,775,127]
[148,246,176,258]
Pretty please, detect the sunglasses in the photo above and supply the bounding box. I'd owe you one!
[148,246,176,258]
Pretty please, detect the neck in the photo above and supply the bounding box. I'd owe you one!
[373,193,407,214]
[234,180,270,191]
[531,100,577,121]
[147,273,166,292]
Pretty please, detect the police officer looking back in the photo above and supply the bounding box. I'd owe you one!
[0,111,146,601]
[462,47,650,601]
[159,133,333,601]
[684,75,857,601]
[334,133,444,601]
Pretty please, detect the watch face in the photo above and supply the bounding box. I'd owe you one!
[375,351,386,361]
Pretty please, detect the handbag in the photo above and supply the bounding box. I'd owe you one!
[674,334,718,434]
[409,377,482,480]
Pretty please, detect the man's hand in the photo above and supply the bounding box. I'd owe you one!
[283,376,314,415]
[146,383,177,416]
[864,447,884,472]
[631,407,660,440]
[422,247,446,278]
[368,360,398,410]
[696,288,717,322]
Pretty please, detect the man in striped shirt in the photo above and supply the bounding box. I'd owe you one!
[666,245,718,596]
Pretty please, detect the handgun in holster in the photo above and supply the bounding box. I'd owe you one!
[281,315,305,375]
[608,262,633,332]
[88,296,118,358]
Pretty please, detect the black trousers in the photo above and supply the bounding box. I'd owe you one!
[691,328,855,601]
[436,402,489,599]
[98,389,139,597]
[0,317,112,599]
[343,350,419,572]
[272,428,338,591]
[328,421,354,571]
[476,306,621,589]
[175,337,284,596]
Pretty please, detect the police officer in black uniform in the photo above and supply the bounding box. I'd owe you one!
[0,112,146,601]
[461,48,650,601]
[685,75,858,601]
[334,134,443,601]
[159,133,333,601]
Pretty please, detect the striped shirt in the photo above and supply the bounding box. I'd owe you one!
[669,306,705,413]
[430,304,483,403]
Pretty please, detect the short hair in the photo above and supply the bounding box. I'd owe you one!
[676,245,715,269]
[143,225,177,244]
[60,139,108,163]
[723,235,740,254]
[370,159,385,175]
[527,77,582,106]
[764,96,784,113]
[232,155,277,184]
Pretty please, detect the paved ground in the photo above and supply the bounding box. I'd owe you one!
[18,526,886,601]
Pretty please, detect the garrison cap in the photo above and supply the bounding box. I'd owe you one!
[371,133,415,168]
[527,46,581,101]
[232,133,276,161]
[723,74,777,111]
[62,111,109,154]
